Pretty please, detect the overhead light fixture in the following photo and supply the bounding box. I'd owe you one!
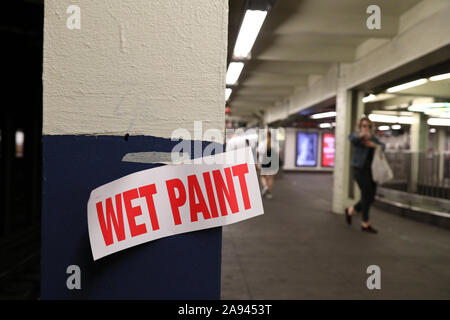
[378,125,390,131]
[319,123,332,128]
[391,124,401,130]
[429,128,436,133]
[226,62,244,85]
[397,117,415,124]
[408,102,450,111]
[386,79,428,93]
[427,118,450,126]
[362,94,376,103]
[383,103,409,111]
[369,114,397,123]
[408,102,450,118]
[310,111,336,119]
[429,73,450,81]
[368,113,414,124]
[225,88,232,101]
[233,10,268,59]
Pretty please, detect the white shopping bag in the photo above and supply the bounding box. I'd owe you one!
[371,146,394,185]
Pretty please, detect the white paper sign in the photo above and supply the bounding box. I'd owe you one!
[87,147,264,260]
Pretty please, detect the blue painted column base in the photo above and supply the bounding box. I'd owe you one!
[42,135,222,299]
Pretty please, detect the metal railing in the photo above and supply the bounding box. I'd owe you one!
[383,151,450,200]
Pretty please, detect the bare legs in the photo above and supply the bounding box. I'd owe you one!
[260,175,275,198]
[347,206,369,228]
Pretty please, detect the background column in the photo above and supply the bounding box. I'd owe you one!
[332,88,365,214]
[409,113,427,193]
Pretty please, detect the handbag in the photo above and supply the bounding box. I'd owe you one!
[371,146,394,184]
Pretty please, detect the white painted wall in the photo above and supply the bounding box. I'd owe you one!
[43,0,228,138]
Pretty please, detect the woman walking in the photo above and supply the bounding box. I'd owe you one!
[346,117,385,233]
[258,131,279,199]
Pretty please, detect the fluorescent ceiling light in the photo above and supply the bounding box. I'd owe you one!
[368,113,414,124]
[408,102,450,111]
[369,114,398,123]
[408,102,450,118]
[362,94,376,103]
[427,118,450,126]
[310,111,336,119]
[391,124,401,130]
[429,73,450,81]
[378,125,390,131]
[225,88,232,101]
[360,93,396,104]
[226,62,244,85]
[319,123,332,128]
[233,10,268,59]
[383,103,409,111]
[386,79,428,93]
[397,117,415,124]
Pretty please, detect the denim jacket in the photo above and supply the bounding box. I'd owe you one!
[349,132,385,169]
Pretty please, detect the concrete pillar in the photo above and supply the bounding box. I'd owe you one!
[332,89,349,214]
[409,113,427,192]
[42,0,227,299]
[353,92,365,204]
[332,90,352,213]
[436,128,447,181]
[332,88,366,214]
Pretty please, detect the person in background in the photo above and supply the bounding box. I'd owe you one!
[346,117,385,233]
[258,130,279,199]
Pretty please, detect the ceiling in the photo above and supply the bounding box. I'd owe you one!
[364,78,450,116]
[227,0,423,121]
[392,78,450,99]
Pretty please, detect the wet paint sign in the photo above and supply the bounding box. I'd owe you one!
[87,147,263,260]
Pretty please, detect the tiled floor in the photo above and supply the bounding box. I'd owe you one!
[221,172,450,299]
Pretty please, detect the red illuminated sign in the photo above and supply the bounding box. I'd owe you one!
[321,133,335,167]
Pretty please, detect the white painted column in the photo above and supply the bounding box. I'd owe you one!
[352,91,366,205]
[409,113,427,192]
[436,128,447,181]
[332,86,366,214]
[43,0,227,138]
[332,88,353,214]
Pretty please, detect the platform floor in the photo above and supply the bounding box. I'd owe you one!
[221,172,450,300]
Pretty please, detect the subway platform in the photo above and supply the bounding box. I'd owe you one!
[221,172,450,300]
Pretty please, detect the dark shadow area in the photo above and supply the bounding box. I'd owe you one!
[0,0,43,299]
